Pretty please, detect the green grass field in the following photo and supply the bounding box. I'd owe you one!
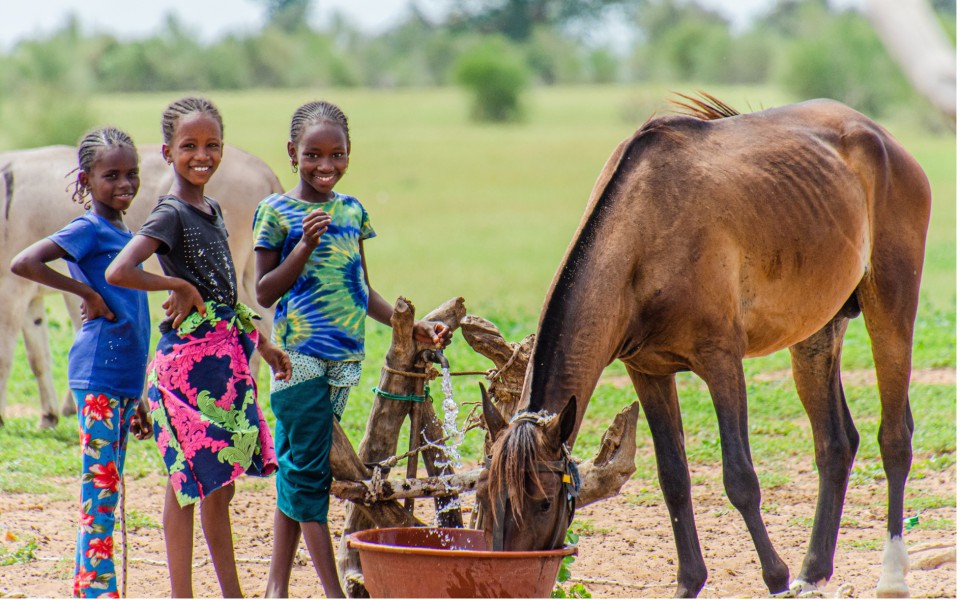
[0,84,954,499]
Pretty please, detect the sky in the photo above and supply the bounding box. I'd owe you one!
[0,0,832,50]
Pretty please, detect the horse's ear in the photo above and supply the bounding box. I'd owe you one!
[547,395,579,450]
[480,383,508,440]
[559,395,578,445]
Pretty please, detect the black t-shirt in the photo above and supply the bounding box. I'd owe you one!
[138,195,238,329]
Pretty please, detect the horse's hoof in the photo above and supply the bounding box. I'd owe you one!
[61,403,77,417]
[875,582,910,598]
[39,413,58,429]
[784,578,824,598]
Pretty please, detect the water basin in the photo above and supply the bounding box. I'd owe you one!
[347,527,576,598]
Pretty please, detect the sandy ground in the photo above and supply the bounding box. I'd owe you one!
[0,368,955,598]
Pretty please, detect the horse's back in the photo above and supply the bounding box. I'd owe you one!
[593,99,929,358]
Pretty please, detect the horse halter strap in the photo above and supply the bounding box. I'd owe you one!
[488,413,582,551]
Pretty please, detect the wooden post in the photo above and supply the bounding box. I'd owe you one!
[337,296,466,597]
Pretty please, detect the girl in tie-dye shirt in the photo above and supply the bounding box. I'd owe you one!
[253,100,450,598]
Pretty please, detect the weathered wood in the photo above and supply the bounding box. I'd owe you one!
[330,420,418,529]
[460,315,533,422]
[337,296,466,598]
[331,469,483,502]
[331,403,638,508]
[576,402,640,507]
[332,297,635,597]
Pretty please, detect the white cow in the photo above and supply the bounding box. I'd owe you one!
[0,144,282,427]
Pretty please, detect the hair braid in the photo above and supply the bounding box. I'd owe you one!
[289,101,350,150]
[71,127,137,208]
[161,96,224,145]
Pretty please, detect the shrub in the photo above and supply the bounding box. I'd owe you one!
[454,37,529,122]
[777,11,914,117]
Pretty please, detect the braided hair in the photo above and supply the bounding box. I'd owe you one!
[161,96,224,145]
[71,127,137,208]
[289,101,350,151]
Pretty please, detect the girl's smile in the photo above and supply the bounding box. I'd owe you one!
[163,113,223,199]
[82,145,140,222]
[289,122,349,202]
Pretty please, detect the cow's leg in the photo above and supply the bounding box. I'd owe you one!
[697,352,790,595]
[21,293,60,428]
[628,369,707,598]
[788,315,859,594]
[0,281,35,427]
[60,292,83,416]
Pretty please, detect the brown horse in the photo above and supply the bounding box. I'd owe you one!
[477,95,930,598]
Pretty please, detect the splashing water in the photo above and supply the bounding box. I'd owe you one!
[439,366,462,470]
[426,366,467,523]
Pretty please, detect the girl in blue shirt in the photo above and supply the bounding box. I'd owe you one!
[10,127,152,598]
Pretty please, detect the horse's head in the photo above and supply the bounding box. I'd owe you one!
[477,386,581,551]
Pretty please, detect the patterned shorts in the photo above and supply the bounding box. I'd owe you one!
[270,350,361,419]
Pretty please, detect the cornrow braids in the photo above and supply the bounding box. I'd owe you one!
[161,96,224,145]
[71,127,137,208]
[290,101,350,150]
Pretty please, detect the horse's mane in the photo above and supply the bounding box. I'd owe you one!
[670,91,740,121]
[488,420,547,522]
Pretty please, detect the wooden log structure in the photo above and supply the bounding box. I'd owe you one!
[328,299,640,597]
[336,296,466,597]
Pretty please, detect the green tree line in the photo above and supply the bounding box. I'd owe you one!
[0,0,954,144]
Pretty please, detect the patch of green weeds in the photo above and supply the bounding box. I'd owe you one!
[849,462,886,486]
[571,519,610,536]
[842,538,882,551]
[126,509,159,530]
[552,530,591,598]
[624,489,661,507]
[758,471,792,489]
[789,516,815,528]
[906,495,955,511]
[0,536,38,566]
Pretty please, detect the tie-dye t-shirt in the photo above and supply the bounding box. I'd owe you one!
[252,192,376,361]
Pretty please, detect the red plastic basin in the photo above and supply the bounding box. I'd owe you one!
[347,527,576,598]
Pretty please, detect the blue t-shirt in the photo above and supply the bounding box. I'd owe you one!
[49,213,151,398]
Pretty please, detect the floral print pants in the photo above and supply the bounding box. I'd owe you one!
[72,390,137,599]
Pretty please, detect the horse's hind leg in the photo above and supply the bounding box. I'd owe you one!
[696,354,790,595]
[788,316,859,594]
[859,265,923,597]
[627,370,707,597]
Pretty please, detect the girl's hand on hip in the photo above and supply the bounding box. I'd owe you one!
[259,340,293,381]
[299,209,332,249]
[414,320,453,348]
[163,280,206,329]
[80,292,116,322]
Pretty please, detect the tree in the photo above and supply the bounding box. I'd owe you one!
[445,0,629,41]
[260,0,312,32]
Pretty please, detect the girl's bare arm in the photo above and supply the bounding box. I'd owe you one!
[11,239,115,321]
[106,235,205,328]
[255,209,331,308]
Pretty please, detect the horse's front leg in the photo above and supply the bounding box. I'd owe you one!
[788,316,860,594]
[697,352,790,595]
[628,369,707,598]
